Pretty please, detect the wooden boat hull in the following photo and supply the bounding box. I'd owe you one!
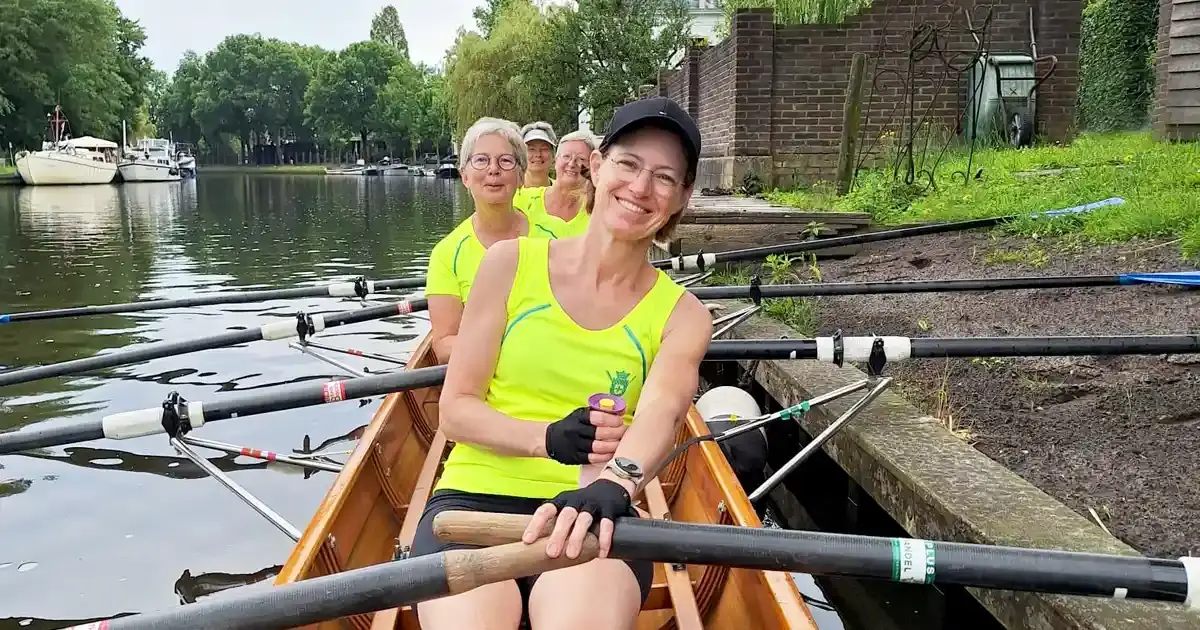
[276,333,817,629]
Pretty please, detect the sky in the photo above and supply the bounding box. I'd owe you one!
[112,0,480,74]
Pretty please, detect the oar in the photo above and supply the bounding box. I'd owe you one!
[0,299,428,389]
[0,364,448,454]
[0,276,424,324]
[61,538,601,630]
[434,511,1200,611]
[5,333,1197,455]
[654,197,1125,272]
[690,270,1200,300]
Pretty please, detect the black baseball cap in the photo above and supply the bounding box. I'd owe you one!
[600,96,701,181]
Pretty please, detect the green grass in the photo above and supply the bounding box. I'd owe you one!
[0,165,15,176]
[203,164,331,174]
[765,131,1200,260]
[705,254,818,337]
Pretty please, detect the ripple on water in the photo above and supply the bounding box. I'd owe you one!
[17,562,37,572]
[0,562,12,569]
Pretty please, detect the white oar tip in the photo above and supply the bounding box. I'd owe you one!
[1181,556,1200,610]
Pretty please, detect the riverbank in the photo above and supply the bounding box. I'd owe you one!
[201,164,330,174]
[707,229,1199,560]
[765,131,1200,261]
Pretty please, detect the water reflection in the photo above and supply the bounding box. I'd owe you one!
[0,174,460,624]
[174,565,283,604]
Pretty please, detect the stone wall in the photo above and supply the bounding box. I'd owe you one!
[656,1,1083,188]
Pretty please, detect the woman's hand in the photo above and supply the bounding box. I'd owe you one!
[543,407,627,464]
[521,479,632,560]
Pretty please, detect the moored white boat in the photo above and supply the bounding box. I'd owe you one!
[15,105,119,186]
[118,137,181,182]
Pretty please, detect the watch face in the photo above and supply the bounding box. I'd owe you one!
[615,457,642,476]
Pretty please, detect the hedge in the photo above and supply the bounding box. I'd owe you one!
[1077,0,1158,131]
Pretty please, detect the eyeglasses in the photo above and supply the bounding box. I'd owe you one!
[607,155,681,194]
[556,153,589,168]
[467,153,519,171]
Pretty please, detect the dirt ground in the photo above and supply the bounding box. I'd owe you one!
[797,230,1200,559]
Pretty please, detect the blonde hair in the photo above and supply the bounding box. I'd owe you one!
[556,130,599,154]
[459,117,528,173]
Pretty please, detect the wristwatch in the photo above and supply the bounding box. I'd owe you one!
[606,457,644,484]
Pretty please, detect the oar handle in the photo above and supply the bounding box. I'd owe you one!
[445,535,597,593]
[434,511,549,547]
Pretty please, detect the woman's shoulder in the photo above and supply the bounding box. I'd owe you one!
[512,186,548,211]
[661,285,713,340]
[430,216,475,254]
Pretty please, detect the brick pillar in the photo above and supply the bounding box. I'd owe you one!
[679,46,704,121]
[1152,0,1173,137]
[731,8,775,182]
[1036,0,1083,141]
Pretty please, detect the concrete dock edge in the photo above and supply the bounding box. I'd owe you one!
[723,310,1200,630]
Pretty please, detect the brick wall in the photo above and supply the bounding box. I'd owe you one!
[658,1,1084,187]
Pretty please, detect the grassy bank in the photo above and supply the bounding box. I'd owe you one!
[765,132,1200,260]
[0,165,15,176]
[202,164,330,174]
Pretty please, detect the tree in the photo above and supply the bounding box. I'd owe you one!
[444,0,579,138]
[0,0,154,148]
[304,40,403,161]
[370,5,410,60]
[557,0,693,130]
[473,0,518,36]
[154,51,206,145]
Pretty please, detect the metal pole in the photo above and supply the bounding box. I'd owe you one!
[711,379,872,444]
[749,377,893,503]
[288,341,367,377]
[295,339,408,366]
[711,305,762,339]
[180,435,342,473]
[171,437,303,541]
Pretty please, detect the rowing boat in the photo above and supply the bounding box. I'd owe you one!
[274,332,818,629]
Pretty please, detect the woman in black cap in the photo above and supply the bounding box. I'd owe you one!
[410,97,710,629]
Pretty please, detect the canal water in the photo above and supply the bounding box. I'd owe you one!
[0,174,466,628]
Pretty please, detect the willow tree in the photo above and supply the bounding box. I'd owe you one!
[718,0,872,30]
[443,0,579,139]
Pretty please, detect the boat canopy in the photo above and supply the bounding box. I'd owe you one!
[65,136,119,150]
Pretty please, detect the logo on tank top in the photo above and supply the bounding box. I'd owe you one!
[607,370,631,396]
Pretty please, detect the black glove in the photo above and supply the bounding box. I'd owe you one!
[544,406,597,465]
[550,479,632,526]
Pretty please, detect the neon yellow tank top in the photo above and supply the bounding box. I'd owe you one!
[435,237,687,498]
[424,209,558,303]
[514,186,589,238]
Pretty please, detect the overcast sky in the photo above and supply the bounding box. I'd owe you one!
[112,0,480,73]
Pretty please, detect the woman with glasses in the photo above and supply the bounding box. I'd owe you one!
[425,117,558,364]
[410,97,712,630]
[513,129,598,238]
[519,121,557,189]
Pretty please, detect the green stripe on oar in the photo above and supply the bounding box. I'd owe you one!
[434,511,1200,611]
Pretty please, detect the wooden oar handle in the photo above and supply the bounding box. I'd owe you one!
[440,514,598,594]
[433,510,548,547]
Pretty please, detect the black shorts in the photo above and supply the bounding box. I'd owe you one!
[408,489,654,621]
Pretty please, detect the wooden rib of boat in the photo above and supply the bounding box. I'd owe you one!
[275,332,818,630]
